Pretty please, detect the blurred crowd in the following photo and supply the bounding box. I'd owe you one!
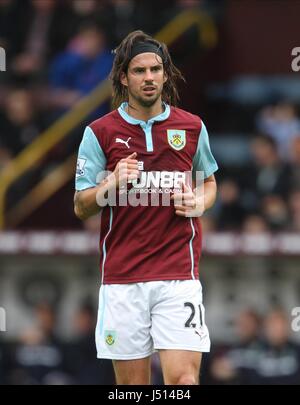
[0,0,210,210]
[1,304,299,385]
[0,1,299,232]
[204,101,300,234]
[0,301,115,385]
[0,0,143,165]
[202,308,300,385]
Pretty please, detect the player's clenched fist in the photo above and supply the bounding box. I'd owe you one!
[112,152,139,189]
[171,181,205,218]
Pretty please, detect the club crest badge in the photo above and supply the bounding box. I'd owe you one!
[105,330,116,346]
[167,130,186,151]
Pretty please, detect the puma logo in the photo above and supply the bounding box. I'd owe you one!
[195,330,206,340]
[116,137,131,149]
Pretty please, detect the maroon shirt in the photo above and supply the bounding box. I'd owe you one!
[76,103,218,284]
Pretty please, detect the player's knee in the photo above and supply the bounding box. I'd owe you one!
[115,372,150,385]
[176,374,198,385]
[117,376,149,385]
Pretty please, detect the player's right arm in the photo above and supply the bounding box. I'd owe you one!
[74,186,108,221]
[74,126,138,221]
[74,152,138,221]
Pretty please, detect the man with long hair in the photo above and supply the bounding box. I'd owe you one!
[74,30,218,385]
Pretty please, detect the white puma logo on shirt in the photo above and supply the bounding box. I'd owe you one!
[116,137,131,149]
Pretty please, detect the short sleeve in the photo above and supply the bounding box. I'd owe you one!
[75,126,107,191]
[192,121,218,180]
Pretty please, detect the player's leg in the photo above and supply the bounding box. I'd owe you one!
[151,280,210,385]
[113,357,152,385]
[159,350,202,385]
[95,283,154,384]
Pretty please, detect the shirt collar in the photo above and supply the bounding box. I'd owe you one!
[118,102,170,125]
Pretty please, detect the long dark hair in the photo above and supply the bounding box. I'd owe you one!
[110,30,185,109]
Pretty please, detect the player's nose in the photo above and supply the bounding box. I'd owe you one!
[144,69,154,81]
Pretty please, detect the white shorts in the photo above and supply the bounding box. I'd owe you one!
[95,280,211,360]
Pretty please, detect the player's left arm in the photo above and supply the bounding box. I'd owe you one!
[202,173,217,211]
[171,120,218,217]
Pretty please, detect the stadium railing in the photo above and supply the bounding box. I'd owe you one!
[1,230,300,342]
[1,231,300,256]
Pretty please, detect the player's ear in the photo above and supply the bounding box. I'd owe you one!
[120,71,128,87]
[163,71,168,84]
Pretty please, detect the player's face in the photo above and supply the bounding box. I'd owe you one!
[121,53,167,108]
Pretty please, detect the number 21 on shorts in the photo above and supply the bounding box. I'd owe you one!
[184,302,203,328]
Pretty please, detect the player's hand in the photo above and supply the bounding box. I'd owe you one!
[171,181,205,217]
[110,152,139,189]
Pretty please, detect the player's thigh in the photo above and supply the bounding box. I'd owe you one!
[113,357,152,385]
[96,283,153,360]
[151,280,211,353]
[159,350,202,385]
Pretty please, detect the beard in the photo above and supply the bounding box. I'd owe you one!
[129,88,163,108]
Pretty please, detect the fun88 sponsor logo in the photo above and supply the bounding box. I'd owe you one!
[96,170,204,208]
[131,171,186,189]
[128,171,192,207]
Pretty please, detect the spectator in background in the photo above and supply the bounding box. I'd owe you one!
[251,309,300,385]
[8,303,70,385]
[0,0,17,50]
[48,22,113,117]
[71,0,101,22]
[70,0,107,28]
[200,215,217,233]
[242,135,290,215]
[11,0,73,81]
[261,195,289,231]
[288,190,300,231]
[215,179,245,230]
[0,88,44,155]
[67,301,115,385]
[67,0,111,45]
[103,0,154,47]
[289,136,300,189]
[0,0,21,89]
[208,309,263,385]
[242,214,269,234]
[256,101,300,160]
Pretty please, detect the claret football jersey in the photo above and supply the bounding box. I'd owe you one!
[75,102,218,284]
